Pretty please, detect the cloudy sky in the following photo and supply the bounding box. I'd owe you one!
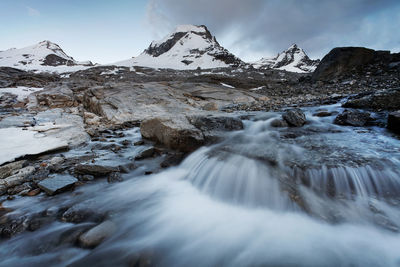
[1,0,399,63]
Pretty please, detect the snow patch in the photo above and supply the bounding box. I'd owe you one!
[0,87,43,101]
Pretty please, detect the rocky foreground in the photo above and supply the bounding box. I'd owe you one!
[0,47,400,263]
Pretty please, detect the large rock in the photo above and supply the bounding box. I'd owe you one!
[334,110,372,127]
[343,88,400,111]
[74,164,119,177]
[140,116,204,152]
[0,160,26,179]
[312,47,387,81]
[282,109,306,127]
[387,111,400,134]
[37,175,78,195]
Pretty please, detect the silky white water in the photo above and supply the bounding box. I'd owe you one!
[1,105,400,266]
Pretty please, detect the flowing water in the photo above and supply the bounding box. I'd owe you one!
[1,104,400,266]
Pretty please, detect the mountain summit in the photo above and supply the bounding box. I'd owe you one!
[116,25,243,70]
[252,44,320,73]
[0,40,93,72]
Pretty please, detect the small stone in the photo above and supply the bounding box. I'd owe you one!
[107,172,123,183]
[38,175,78,195]
[270,119,289,128]
[135,147,155,160]
[79,221,116,248]
[81,175,95,181]
[27,188,41,196]
[49,156,65,166]
[134,140,144,146]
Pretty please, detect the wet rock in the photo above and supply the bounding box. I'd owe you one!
[61,205,105,223]
[74,164,119,177]
[118,162,136,173]
[0,160,26,179]
[134,140,145,146]
[334,109,373,127]
[387,111,400,134]
[37,175,78,195]
[79,220,117,248]
[282,109,306,127]
[140,116,204,152]
[160,152,186,168]
[29,169,50,183]
[313,110,333,117]
[121,140,131,147]
[80,174,95,181]
[107,172,123,183]
[187,115,243,142]
[135,147,155,160]
[270,119,289,128]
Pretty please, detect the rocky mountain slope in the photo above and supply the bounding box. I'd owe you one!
[115,25,244,70]
[0,40,93,73]
[251,44,320,73]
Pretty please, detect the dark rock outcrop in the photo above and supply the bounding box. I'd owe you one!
[343,88,400,111]
[312,47,399,81]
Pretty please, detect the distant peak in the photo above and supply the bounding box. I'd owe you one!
[174,24,208,34]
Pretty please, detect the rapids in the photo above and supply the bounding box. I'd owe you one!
[1,104,400,267]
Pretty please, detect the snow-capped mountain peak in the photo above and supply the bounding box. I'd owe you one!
[115,24,243,70]
[252,44,320,73]
[0,40,93,73]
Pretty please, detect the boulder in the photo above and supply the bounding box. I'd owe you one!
[37,175,78,195]
[387,111,400,134]
[140,116,204,152]
[334,110,373,127]
[74,165,119,177]
[270,119,289,128]
[282,109,306,127]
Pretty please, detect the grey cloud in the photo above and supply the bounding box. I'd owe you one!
[146,0,400,59]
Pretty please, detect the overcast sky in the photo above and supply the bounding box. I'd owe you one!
[1,0,399,63]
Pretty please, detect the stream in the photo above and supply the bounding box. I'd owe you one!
[1,103,400,267]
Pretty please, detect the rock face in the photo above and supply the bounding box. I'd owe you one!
[115,25,244,70]
[387,111,400,134]
[37,175,78,195]
[312,47,400,81]
[252,44,319,73]
[282,109,307,127]
[343,88,400,111]
[334,110,372,127]
[0,67,59,88]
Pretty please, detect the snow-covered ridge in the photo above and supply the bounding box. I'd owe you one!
[251,44,320,73]
[115,24,244,70]
[0,40,94,73]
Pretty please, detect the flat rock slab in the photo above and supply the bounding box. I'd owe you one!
[0,128,68,165]
[38,175,78,195]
